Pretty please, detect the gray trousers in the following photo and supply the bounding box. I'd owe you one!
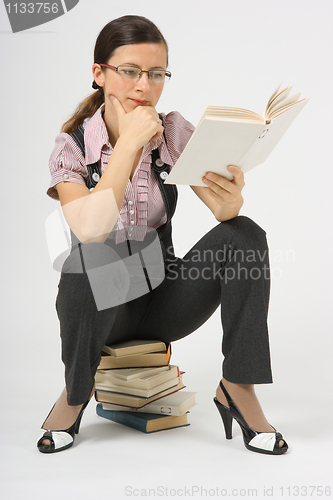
[55,216,273,405]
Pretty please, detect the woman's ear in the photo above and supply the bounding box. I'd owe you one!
[92,63,105,88]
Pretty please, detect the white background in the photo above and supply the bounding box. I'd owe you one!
[0,0,332,499]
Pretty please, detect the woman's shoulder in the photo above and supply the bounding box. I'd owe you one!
[49,131,85,162]
[160,111,195,162]
[161,110,195,134]
[50,103,104,158]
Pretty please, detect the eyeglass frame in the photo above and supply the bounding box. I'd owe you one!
[98,63,171,83]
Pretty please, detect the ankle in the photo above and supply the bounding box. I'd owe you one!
[222,378,255,393]
[216,378,255,402]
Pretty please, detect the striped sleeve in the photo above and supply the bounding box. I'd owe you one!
[46,133,88,200]
[162,111,195,166]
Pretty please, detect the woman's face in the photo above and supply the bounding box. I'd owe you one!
[93,43,168,113]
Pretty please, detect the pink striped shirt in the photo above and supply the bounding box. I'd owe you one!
[47,104,194,240]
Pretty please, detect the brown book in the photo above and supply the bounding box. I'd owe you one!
[102,340,166,357]
[95,376,185,408]
[97,344,171,370]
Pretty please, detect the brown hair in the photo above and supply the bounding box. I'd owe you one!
[61,15,168,135]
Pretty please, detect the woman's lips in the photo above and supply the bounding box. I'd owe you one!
[130,99,149,106]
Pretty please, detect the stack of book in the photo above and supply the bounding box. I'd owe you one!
[95,340,196,433]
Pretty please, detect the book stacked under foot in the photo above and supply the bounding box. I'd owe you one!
[95,340,196,433]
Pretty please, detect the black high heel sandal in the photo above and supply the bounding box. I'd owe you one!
[213,380,288,455]
[37,399,90,454]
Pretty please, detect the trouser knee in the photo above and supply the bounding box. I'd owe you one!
[217,216,268,253]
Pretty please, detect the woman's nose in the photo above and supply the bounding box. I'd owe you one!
[135,71,150,91]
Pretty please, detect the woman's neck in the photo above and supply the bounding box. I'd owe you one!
[102,103,119,148]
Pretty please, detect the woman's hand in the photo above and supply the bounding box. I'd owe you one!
[202,165,245,221]
[110,95,164,150]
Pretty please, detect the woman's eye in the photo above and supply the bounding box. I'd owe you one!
[151,72,163,80]
[124,70,136,76]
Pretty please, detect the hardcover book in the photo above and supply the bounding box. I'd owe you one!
[102,390,196,416]
[95,376,185,408]
[102,340,166,357]
[96,403,190,433]
[165,83,308,186]
[97,344,171,370]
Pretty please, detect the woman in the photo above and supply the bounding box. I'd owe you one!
[38,15,288,455]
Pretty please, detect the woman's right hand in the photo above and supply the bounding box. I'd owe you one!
[110,95,164,150]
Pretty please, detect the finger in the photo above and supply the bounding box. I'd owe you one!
[203,172,235,194]
[203,185,238,205]
[151,125,164,142]
[227,165,245,186]
[110,95,127,117]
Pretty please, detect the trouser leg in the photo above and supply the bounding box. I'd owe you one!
[55,269,154,406]
[136,216,273,384]
[55,272,118,405]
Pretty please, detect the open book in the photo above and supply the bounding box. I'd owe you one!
[165,83,308,186]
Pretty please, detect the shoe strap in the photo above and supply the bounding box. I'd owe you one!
[219,380,254,433]
[219,380,235,407]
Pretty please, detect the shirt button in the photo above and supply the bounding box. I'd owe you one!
[128,201,133,205]
[130,220,135,225]
[92,172,100,182]
[156,159,164,167]
[129,210,134,215]
[63,173,69,180]
[160,171,168,180]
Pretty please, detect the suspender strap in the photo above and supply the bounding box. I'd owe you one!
[151,146,177,231]
[71,125,102,190]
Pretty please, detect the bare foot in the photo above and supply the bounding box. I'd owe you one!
[40,387,93,446]
[216,378,285,448]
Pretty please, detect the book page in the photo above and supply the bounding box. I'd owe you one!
[240,99,309,172]
[205,106,264,123]
[264,82,282,114]
[265,85,291,117]
[269,98,308,120]
[268,92,301,118]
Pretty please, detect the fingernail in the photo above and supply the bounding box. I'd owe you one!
[227,165,235,171]
[202,177,208,184]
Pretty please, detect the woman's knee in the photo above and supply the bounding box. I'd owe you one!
[217,215,268,252]
[221,215,265,235]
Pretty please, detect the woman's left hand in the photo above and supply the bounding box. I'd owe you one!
[202,165,245,221]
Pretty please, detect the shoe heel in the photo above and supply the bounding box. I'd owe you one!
[75,400,89,434]
[75,413,83,434]
[213,397,233,439]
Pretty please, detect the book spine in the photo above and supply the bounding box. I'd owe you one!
[102,402,181,416]
[96,403,149,433]
[95,378,180,398]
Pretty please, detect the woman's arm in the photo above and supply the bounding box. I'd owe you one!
[56,98,163,244]
[191,165,245,222]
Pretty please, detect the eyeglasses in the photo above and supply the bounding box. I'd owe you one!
[99,64,171,84]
